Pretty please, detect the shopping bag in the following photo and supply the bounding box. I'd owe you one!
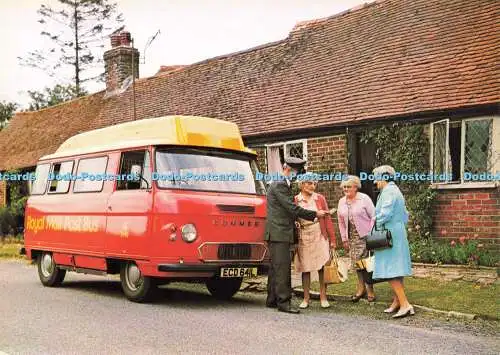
[355,252,374,273]
[337,256,349,283]
[363,253,374,273]
[324,261,341,284]
[360,253,387,284]
[324,249,348,284]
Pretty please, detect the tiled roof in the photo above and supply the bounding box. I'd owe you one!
[0,0,498,171]
[0,93,105,170]
[155,65,187,75]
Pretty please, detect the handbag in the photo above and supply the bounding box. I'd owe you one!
[324,249,348,284]
[355,251,374,272]
[366,193,393,251]
[366,223,392,251]
[358,252,388,284]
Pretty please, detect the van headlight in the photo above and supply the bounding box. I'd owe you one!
[181,224,197,243]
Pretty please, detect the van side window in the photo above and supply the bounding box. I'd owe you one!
[31,164,50,195]
[73,156,108,193]
[48,161,74,193]
[117,150,150,190]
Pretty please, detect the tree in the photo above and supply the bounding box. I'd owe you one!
[18,0,124,94]
[27,84,88,111]
[0,101,18,130]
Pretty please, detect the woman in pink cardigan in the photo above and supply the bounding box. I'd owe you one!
[294,179,336,309]
[337,175,377,302]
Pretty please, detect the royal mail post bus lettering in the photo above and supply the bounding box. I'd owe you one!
[24,115,269,302]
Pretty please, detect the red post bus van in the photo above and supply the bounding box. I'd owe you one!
[24,115,268,302]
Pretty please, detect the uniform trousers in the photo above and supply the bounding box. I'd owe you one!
[266,241,294,310]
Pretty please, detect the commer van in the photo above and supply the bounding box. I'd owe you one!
[24,115,269,302]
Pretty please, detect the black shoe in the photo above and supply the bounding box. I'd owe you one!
[351,292,367,303]
[278,306,300,314]
[266,297,277,308]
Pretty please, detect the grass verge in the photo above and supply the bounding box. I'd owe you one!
[310,272,499,319]
[0,242,23,258]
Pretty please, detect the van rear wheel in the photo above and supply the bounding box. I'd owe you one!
[37,252,66,287]
[206,276,242,300]
[120,262,155,303]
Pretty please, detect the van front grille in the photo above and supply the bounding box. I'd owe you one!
[217,244,252,260]
[198,243,267,262]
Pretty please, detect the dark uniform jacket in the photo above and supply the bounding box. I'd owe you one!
[264,179,317,243]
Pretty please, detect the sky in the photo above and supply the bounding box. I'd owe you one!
[0,0,367,108]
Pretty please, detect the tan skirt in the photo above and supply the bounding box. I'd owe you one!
[294,221,330,273]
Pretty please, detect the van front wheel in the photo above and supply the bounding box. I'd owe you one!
[206,277,242,300]
[37,252,66,287]
[120,262,155,302]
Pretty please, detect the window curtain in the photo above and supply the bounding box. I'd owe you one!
[266,146,282,174]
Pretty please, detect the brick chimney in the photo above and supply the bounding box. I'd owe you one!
[104,31,139,93]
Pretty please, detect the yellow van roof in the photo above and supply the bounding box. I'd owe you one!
[40,115,255,161]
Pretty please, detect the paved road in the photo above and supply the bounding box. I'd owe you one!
[0,260,498,355]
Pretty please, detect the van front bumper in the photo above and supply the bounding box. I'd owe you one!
[158,263,269,274]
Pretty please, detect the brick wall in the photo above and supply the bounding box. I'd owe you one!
[306,135,348,208]
[246,136,500,248]
[253,147,267,173]
[249,135,348,244]
[306,135,348,245]
[433,188,500,244]
[0,180,6,207]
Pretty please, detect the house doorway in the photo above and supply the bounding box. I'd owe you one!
[348,132,378,203]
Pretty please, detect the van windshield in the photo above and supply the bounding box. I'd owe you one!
[155,148,266,195]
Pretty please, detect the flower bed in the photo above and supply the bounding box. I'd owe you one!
[410,237,499,267]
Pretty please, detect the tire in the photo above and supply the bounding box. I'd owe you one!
[206,276,242,300]
[37,252,66,287]
[120,262,155,303]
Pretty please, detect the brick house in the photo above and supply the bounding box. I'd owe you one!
[0,0,498,243]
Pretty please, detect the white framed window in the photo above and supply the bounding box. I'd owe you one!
[73,156,108,193]
[265,139,307,174]
[48,161,74,194]
[31,164,50,195]
[430,116,499,185]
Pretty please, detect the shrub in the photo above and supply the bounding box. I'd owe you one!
[1,170,29,237]
[0,207,16,239]
[360,123,437,241]
[410,238,499,267]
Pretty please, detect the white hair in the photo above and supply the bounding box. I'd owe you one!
[297,173,319,188]
[372,165,396,181]
[340,175,361,189]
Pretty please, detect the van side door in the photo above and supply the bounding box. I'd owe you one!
[70,155,112,253]
[105,149,153,259]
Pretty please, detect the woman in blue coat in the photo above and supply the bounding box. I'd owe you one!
[372,165,414,318]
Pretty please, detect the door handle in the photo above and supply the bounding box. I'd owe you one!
[107,205,112,211]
